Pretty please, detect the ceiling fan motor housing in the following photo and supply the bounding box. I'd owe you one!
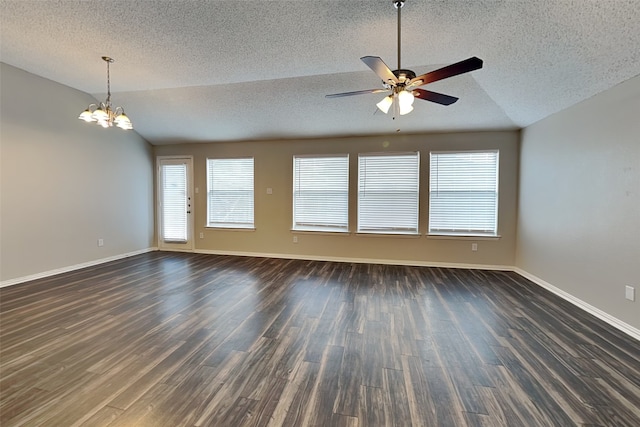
[393,69,416,83]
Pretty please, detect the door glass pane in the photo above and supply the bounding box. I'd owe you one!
[162,164,187,242]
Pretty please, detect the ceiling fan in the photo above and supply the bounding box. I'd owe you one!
[326,0,483,116]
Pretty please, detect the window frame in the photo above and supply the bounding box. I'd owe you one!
[357,151,420,235]
[292,154,350,233]
[428,149,499,237]
[206,157,255,230]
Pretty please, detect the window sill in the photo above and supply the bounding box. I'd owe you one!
[205,226,256,232]
[356,232,421,238]
[426,233,501,240]
[292,229,350,236]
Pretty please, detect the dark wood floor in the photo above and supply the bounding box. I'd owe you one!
[1,252,639,426]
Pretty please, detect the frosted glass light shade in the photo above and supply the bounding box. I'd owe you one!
[92,107,108,121]
[78,109,95,122]
[398,90,415,115]
[376,95,393,114]
[399,104,414,115]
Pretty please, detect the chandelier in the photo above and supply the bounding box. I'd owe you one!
[78,56,132,130]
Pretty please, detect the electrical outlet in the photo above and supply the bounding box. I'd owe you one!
[267,188,273,195]
[97,238,104,247]
[293,236,298,243]
[471,243,478,252]
[625,285,635,301]
[199,232,204,239]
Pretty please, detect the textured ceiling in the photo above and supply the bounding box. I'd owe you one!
[2,0,639,145]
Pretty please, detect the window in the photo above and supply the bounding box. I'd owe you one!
[293,155,349,232]
[206,158,254,228]
[429,150,499,236]
[357,152,420,234]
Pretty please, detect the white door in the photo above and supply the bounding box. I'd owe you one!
[158,157,194,251]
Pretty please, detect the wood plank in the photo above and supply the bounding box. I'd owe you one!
[279,361,321,427]
[77,405,123,427]
[333,332,363,417]
[382,368,412,426]
[358,385,386,427]
[401,355,437,426]
[305,345,345,426]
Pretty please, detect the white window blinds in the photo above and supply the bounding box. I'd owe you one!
[293,155,349,232]
[161,163,188,242]
[207,158,254,228]
[358,152,420,234]
[429,150,499,236]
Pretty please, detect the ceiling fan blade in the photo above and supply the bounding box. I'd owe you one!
[361,56,399,85]
[413,89,459,106]
[409,57,483,87]
[326,88,389,98]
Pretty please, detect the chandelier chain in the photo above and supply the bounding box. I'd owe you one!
[106,59,111,103]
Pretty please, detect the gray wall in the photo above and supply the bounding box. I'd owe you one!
[516,75,640,330]
[1,63,155,282]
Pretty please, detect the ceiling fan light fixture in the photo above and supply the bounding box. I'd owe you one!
[79,56,133,130]
[398,89,415,115]
[376,95,394,114]
[325,1,482,117]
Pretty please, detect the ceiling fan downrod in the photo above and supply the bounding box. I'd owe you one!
[394,0,404,70]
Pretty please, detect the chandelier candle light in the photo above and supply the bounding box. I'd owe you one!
[78,56,133,130]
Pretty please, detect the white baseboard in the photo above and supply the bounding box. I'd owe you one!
[0,247,158,288]
[193,250,639,341]
[513,267,640,342]
[192,248,512,271]
[4,247,637,342]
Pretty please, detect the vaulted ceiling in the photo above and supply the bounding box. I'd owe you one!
[2,0,639,145]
